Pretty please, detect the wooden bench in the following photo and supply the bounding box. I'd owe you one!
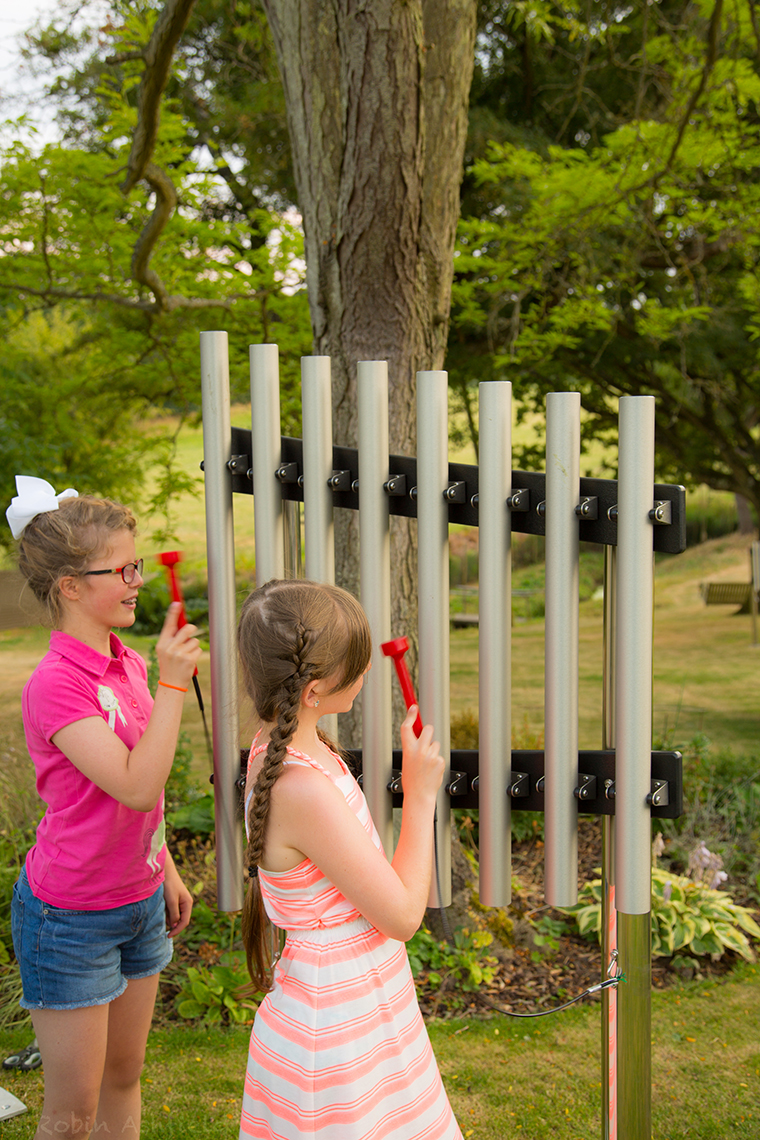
[700,581,755,613]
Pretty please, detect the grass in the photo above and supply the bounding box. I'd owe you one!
[1,965,759,1137]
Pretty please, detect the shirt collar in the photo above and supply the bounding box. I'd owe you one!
[49,630,130,678]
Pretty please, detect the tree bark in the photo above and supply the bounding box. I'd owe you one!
[736,493,755,536]
[262,0,477,742]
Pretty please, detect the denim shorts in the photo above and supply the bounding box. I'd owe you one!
[11,867,173,1011]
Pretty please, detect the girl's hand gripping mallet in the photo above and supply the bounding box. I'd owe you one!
[380,636,423,737]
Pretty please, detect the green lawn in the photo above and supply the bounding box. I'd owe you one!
[2,965,758,1138]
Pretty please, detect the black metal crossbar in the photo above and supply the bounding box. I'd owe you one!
[225,429,687,554]
[233,749,683,820]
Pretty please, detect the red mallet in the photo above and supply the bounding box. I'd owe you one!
[380,636,423,737]
[157,550,188,627]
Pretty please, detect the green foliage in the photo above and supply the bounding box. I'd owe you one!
[174,953,259,1024]
[684,489,740,546]
[565,867,760,963]
[529,913,570,963]
[407,925,498,992]
[169,793,216,836]
[0,0,312,545]
[656,737,760,907]
[181,897,239,955]
[453,1,760,519]
[134,577,209,637]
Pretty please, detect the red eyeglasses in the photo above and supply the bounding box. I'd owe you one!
[84,559,144,585]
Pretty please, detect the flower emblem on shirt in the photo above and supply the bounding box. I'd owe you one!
[97,685,128,732]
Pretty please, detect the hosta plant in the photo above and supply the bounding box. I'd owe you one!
[175,954,260,1024]
[565,867,760,962]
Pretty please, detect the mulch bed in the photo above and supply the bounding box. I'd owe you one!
[416,817,740,1020]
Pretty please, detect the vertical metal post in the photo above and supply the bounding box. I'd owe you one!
[249,343,285,585]
[478,381,512,906]
[417,371,452,907]
[357,362,394,858]
[200,331,243,912]
[602,546,618,1140]
[615,395,655,1140]
[301,356,335,585]
[301,356,337,740]
[544,392,580,906]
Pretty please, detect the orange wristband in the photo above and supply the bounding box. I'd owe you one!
[158,681,188,693]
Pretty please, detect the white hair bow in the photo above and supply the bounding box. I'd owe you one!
[6,476,79,539]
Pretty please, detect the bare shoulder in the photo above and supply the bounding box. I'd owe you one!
[246,756,345,812]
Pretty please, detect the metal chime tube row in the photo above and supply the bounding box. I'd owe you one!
[249,344,285,585]
[416,372,452,907]
[357,361,394,859]
[200,331,244,912]
[477,380,513,907]
[544,391,581,906]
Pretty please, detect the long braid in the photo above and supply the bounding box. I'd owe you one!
[241,622,317,990]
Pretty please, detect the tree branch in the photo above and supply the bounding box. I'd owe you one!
[120,0,197,194]
[639,229,737,269]
[130,161,176,307]
[115,0,201,313]
[0,282,242,313]
[665,0,723,170]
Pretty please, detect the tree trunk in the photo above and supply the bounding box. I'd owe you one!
[262,0,477,743]
[735,493,756,535]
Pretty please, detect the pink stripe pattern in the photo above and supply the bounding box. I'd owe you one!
[240,744,462,1139]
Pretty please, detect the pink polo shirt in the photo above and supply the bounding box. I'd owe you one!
[22,630,166,910]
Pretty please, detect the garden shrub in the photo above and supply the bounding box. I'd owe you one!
[564,867,760,962]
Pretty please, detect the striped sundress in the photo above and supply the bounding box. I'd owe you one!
[239,742,462,1140]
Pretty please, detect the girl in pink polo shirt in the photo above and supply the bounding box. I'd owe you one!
[6,476,201,1140]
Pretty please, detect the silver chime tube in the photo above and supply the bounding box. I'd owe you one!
[200,330,243,911]
[615,395,654,1140]
[249,343,285,584]
[602,545,618,1140]
[301,356,337,740]
[301,356,335,586]
[477,380,513,906]
[544,391,581,906]
[357,361,394,858]
[614,395,654,911]
[416,371,452,907]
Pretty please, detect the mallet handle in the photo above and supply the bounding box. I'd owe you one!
[386,654,423,737]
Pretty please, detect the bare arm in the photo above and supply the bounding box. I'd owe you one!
[163,848,193,935]
[266,707,444,941]
[51,604,202,811]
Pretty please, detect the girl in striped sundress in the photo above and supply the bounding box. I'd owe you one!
[237,579,463,1140]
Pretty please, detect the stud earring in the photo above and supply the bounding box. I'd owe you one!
[314,698,320,708]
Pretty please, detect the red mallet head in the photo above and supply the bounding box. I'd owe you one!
[380,636,423,737]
